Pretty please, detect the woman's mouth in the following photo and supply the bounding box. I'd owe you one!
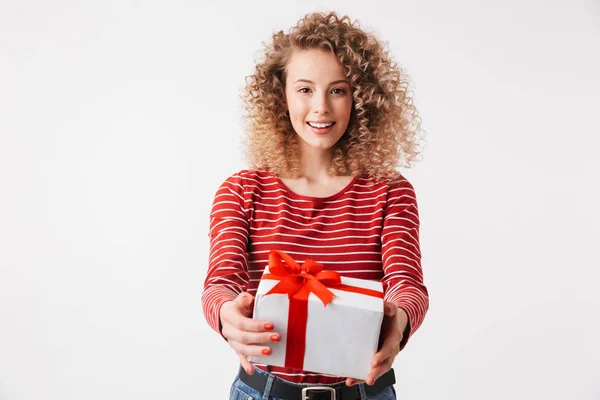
[306,121,335,135]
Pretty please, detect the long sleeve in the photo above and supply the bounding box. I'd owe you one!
[201,174,251,336]
[381,177,429,351]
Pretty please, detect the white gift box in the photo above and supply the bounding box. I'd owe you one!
[249,263,384,380]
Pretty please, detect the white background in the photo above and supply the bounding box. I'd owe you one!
[1,0,599,399]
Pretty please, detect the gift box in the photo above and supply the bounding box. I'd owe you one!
[249,250,384,380]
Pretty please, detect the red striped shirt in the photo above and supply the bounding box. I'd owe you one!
[202,169,429,384]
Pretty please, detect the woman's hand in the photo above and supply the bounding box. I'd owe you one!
[219,292,280,375]
[346,302,409,387]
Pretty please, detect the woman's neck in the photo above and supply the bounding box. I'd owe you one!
[296,143,335,183]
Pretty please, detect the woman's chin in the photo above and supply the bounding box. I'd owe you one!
[301,139,337,151]
[297,133,343,151]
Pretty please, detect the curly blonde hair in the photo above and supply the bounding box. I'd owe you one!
[241,11,424,182]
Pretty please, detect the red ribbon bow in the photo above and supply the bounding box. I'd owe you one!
[263,250,342,306]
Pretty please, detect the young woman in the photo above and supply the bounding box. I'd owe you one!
[202,11,429,400]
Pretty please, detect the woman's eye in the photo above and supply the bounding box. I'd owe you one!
[297,87,346,94]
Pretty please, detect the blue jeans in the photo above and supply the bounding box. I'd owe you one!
[229,367,397,400]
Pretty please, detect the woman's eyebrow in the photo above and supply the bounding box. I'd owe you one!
[295,79,350,85]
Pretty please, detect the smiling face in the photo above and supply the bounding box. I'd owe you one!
[283,49,353,152]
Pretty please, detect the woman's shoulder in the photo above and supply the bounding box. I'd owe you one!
[225,168,274,182]
[381,173,418,208]
[354,173,417,209]
[360,171,415,190]
[218,168,278,191]
[389,173,415,190]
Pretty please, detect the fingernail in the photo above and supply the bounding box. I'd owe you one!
[348,380,355,386]
[261,348,271,355]
[270,335,280,342]
[264,323,274,330]
[385,305,391,313]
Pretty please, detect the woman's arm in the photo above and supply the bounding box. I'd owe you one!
[201,173,251,335]
[380,176,429,350]
[347,176,429,386]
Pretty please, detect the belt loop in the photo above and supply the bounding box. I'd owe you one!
[358,383,367,400]
[262,372,275,400]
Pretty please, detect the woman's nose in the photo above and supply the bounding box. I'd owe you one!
[312,91,331,114]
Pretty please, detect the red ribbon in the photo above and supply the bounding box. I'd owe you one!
[262,250,384,370]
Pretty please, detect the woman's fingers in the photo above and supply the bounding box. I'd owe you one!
[229,339,273,358]
[221,302,274,333]
[238,353,254,375]
[233,292,255,316]
[220,294,280,372]
[345,378,366,387]
[347,353,394,387]
[365,357,394,385]
[236,316,276,333]
[371,333,401,367]
[219,293,280,374]
[365,331,401,385]
[221,312,279,345]
[222,325,280,345]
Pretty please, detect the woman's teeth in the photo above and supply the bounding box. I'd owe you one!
[307,122,334,128]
